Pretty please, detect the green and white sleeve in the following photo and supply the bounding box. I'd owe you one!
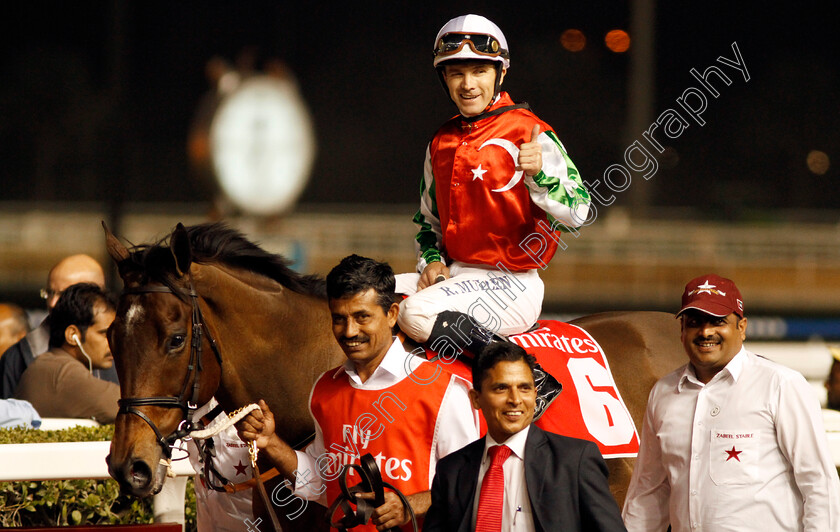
[412,144,444,273]
[525,130,591,231]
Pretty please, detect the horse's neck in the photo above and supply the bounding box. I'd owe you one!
[193,263,342,425]
[196,263,329,335]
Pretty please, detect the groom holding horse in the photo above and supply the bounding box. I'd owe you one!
[237,254,479,530]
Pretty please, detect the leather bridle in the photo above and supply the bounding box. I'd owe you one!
[116,281,221,459]
[116,280,285,531]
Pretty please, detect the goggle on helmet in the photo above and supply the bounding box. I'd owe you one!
[433,33,509,66]
[432,14,510,70]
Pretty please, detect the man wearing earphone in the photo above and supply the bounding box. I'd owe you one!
[1,253,118,399]
[15,283,120,424]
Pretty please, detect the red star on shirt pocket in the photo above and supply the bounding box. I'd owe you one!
[709,429,759,485]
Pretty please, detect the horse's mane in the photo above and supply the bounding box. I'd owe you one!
[126,222,326,298]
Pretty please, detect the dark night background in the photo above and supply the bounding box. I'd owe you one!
[1,1,837,219]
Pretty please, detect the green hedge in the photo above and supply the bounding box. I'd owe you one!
[0,425,196,528]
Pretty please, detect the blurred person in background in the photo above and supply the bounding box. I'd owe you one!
[0,303,43,429]
[0,302,29,357]
[0,253,118,398]
[825,347,840,411]
[0,398,41,428]
[15,283,120,424]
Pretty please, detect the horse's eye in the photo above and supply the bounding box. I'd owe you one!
[168,334,187,352]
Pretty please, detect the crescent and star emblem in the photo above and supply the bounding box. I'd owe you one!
[477,138,523,193]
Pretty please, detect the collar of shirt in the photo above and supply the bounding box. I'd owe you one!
[331,338,421,388]
[677,346,748,392]
[483,424,531,463]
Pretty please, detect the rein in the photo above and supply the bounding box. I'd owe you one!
[326,453,418,532]
[117,282,222,459]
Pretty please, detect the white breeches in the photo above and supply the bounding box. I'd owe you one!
[395,261,544,343]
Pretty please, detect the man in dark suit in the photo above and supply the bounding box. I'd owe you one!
[424,342,626,532]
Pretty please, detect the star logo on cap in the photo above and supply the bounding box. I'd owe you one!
[724,446,742,462]
[689,280,726,297]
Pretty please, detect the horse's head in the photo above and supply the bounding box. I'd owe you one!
[104,223,222,497]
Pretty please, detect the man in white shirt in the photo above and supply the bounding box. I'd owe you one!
[424,341,625,532]
[237,255,479,531]
[622,274,840,531]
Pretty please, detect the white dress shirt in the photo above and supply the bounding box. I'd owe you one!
[294,338,480,502]
[623,347,840,532]
[471,426,536,532]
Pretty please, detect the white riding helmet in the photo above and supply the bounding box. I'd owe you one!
[432,14,510,69]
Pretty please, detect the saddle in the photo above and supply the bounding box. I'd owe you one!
[412,319,642,459]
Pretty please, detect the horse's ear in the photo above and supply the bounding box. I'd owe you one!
[103,221,130,262]
[170,223,192,278]
[103,221,140,284]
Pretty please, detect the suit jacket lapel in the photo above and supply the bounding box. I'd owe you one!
[524,426,549,530]
[456,437,485,532]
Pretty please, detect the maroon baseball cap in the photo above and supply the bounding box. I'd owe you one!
[677,274,744,318]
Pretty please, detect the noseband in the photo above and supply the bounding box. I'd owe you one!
[117,282,221,459]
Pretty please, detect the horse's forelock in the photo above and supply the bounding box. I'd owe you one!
[121,245,189,300]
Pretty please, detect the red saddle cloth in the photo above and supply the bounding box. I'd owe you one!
[425,320,640,458]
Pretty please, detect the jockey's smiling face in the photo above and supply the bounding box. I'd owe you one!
[442,60,505,117]
[329,288,398,383]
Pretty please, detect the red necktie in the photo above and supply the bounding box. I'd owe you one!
[475,444,512,532]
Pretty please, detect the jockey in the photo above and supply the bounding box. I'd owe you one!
[395,14,591,419]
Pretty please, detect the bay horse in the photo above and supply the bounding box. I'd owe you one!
[104,222,685,529]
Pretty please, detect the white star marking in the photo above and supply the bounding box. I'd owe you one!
[471,164,488,181]
[125,303,145,334]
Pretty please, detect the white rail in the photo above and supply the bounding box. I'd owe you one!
[0,440,194,525]
[0,441,195,481]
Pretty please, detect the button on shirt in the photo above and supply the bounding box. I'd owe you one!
[622,348,840,531]
[472,426,535,532]
[293,338,480,502]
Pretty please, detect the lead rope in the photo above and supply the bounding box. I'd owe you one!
[155,404,262,478]
[155,403,285,530]
[188,403,261,440]
[250,438,284,531]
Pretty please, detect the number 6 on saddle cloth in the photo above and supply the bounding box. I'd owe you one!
[326,453,419,532]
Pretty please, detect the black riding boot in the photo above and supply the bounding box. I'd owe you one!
[427,310,562,420]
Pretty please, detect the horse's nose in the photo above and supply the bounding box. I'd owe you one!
[127,459,153,493]
[110,456,154,496]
